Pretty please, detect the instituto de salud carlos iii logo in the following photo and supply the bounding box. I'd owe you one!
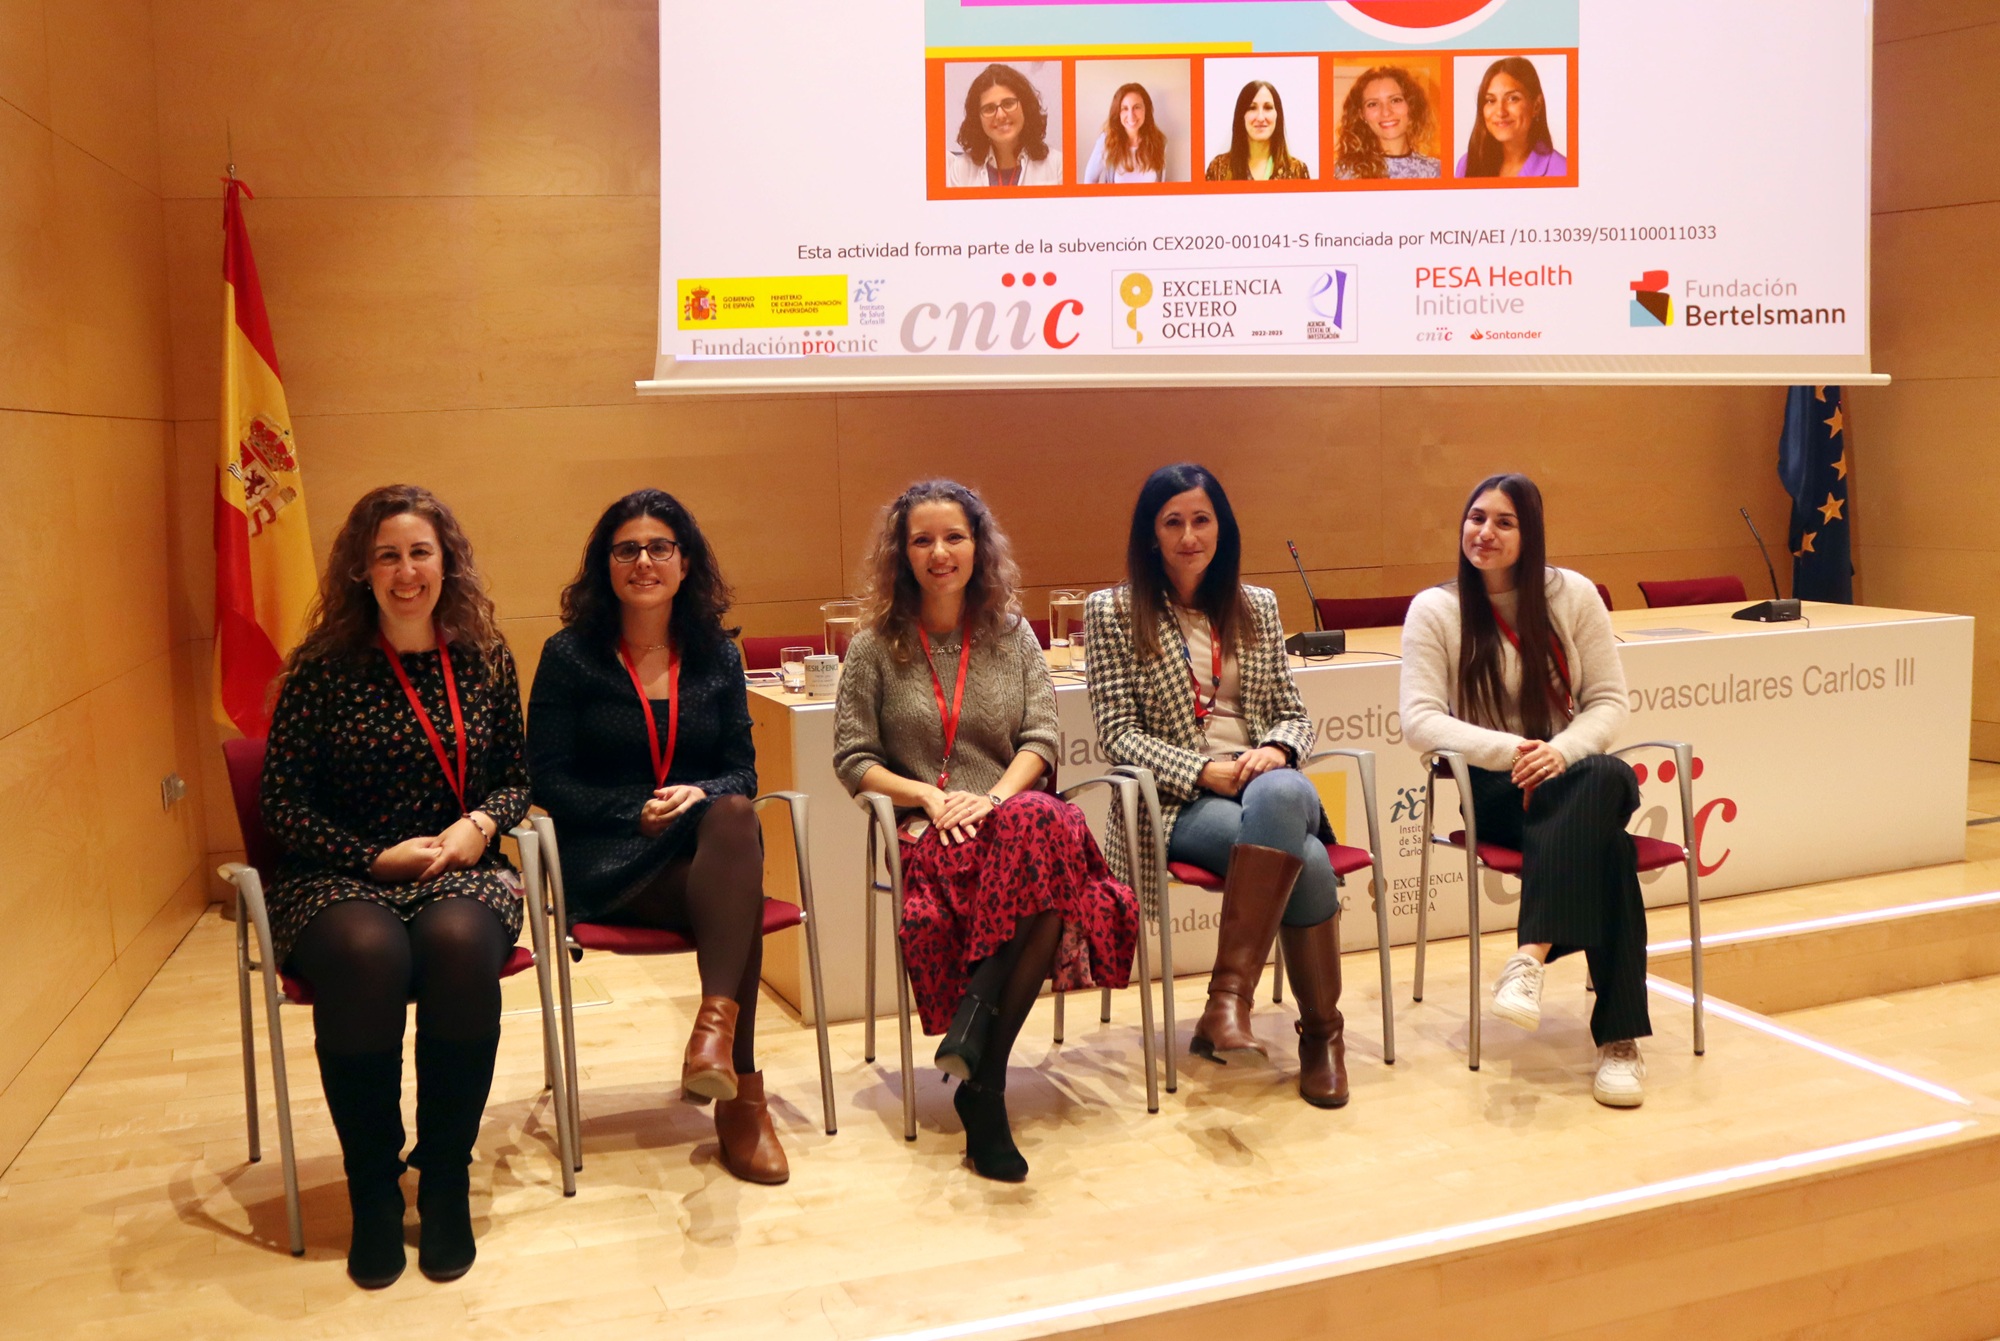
[682,286,718,322]
[1629,269,1674,327]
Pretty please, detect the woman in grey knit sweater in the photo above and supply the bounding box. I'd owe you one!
[1399,473,1650,1108]
[833,480,1137,1182]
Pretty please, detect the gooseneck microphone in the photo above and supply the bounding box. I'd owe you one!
[1731,507,1803,622]
[1283,539,1346,656]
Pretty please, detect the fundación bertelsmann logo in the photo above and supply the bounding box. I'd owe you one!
[1629,270,1673,327]
[1113,266,1358,348]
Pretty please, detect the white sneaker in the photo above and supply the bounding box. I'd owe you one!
[1492,951,1545,1030]
[1594,1040,1646,1108]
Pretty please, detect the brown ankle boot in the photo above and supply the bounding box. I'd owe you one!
[715,1071,790,1185]
[1281,917,1349,1108]
[1190,843,1302,1065]
[683,996,741,1102]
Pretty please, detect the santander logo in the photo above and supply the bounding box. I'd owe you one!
[1329,1,1509,42]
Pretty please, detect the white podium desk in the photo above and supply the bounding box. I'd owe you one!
[749,603,1971,1024]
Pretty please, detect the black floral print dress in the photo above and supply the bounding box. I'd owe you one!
[260,641,533,966]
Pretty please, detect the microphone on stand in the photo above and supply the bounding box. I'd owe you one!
[1732,507,1803,622]
[1283,540,1346,656]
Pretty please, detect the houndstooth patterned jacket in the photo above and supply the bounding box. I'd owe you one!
[1084,584,1322,911]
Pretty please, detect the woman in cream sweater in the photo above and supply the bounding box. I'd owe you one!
[1400,473,1650,1107]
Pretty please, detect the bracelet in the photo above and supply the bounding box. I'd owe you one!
[986,793,1005,808]
[463,812,494,847]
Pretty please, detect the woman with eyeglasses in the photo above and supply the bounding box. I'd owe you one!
[260,485,529,1287]
[1084,464,1347,1108]
[527,489,786,1184]
[1400,474,1646,1106]
[946,63,1064,187]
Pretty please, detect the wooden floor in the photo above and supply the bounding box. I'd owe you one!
[6,772,2000,1338]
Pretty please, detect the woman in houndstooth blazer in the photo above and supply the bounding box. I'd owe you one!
[1085,464,1349,1108]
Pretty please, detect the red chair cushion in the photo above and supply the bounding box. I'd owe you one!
[1173,848,1374,886]
[1638,575,1747,608]
[1314,595,1414,630]
[740,634,824,670]
[571,897,804,955]
[1444,831,1687,875]
[1167,861,1224,889]
[282,945,534,1005]
[222,736,284,883]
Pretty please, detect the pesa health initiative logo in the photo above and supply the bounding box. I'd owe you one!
[1629,270,1673,328]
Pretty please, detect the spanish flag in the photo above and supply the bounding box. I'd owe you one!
[213,177,314,736]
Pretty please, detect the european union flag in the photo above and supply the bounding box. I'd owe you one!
[1777,385,1852,602]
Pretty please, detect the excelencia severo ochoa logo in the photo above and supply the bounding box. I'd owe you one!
[1630,269,1673,328]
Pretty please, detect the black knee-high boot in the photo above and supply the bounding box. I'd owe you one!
[315,1045,408,1289]
[407,1031,498,1282]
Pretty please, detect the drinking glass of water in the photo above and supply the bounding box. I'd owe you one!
[780,645,812,694]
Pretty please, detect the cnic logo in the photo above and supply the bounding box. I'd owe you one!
[1629,270,1673,328]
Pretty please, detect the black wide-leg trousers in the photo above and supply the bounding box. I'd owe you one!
[1468,752,1652,1045]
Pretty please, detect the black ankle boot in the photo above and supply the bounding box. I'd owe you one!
[935,955,1009,1081]
[408,1032,498,1282]
[315,1046,407,1289]
[953,1079,1028,1183]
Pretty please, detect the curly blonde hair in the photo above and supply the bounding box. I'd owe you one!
[288,484,505,678]
[1333,66,1438,179]
[860,479,1023,663]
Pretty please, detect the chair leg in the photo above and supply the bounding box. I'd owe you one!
[864,830,879,1066]
[1100,985,1112,1025]
[1053,990,1065,1045]
[235,905,261,1162]
[803,912,838,1135]
[1158,874,1179,1095]
[1465,843,1482,1072]
[1686,856,1706,1056]
[554,923,583,1176]
[1372,854,1396,1065]
[261,971,303,1257]
[1414,776,1435,1002]
[1134,893,1160,1115]
[894,940,916,1143]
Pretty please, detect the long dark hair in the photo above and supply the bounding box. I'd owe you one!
[1104,82,1167,176]
[1334,66,1437,179]
[1454,473,1564,740]
[288,484,504,677]
[1226,81,1291,181]
[861,479,1024,664]
[1123,463,1255,662]
[558,489,737,664]
[1461,56,1555,178]
[955,63,1053,165]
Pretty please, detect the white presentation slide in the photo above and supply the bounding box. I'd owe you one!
[648,0,1875,393]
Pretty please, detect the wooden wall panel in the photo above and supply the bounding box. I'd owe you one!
[0,102,64,412]
[45,0,159,194]
[53,140,170,420]
[0,0,50,125]
[1872,17,2000,214]
[0,411,86,739]
[69,417,174,685]
[1870,202,2000,381]
[89,653,203,956]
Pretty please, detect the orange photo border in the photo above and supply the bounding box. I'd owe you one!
[925,48,1578,201]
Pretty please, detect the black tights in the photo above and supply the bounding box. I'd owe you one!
[971,910,1063,1091]
[609,794,765,1073]
[291,896,511,1054]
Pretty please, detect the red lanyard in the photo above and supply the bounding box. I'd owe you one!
[1492,610,1573,711]
[379,630,467,812]
[917,624,973,789]
[616,641,681,788]
[1178,614,1223,722]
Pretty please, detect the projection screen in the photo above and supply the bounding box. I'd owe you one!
[643,0,1879,394]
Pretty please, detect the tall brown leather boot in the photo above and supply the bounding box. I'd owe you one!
[1190,843,1302,1065]
[1280,917,1350,1108]
[715,1071,790,1185]
[683,996,741,1102]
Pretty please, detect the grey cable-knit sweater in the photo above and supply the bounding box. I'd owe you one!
[1400,566,1630,771]
[832,616,1060,804]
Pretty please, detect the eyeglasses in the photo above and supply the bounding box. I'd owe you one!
[979,97,1022,121]
[610,538,681,564]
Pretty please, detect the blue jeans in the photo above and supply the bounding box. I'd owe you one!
[1167,770,1339,927]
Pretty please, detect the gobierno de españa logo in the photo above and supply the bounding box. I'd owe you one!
[1630,270,1673,328]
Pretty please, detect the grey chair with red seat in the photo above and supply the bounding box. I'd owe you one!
[524,795,834,1191]
[1637,576,1746,608]
[1119,750,1398,1089]
[1315,595,1414,630]
[1413,743,1707,1070]
[217,736,567,1253]
[740,635,825,671]
[858,771,1161,1140]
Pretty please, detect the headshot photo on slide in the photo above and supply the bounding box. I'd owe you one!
[1331,58,1445,181]
[1076,59,1192,185]
[1454,53,1571,180]
[944,60,1065,189]
[1201,55,1319,183]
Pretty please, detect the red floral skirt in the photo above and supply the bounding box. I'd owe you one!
[897,790,1139,1035]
